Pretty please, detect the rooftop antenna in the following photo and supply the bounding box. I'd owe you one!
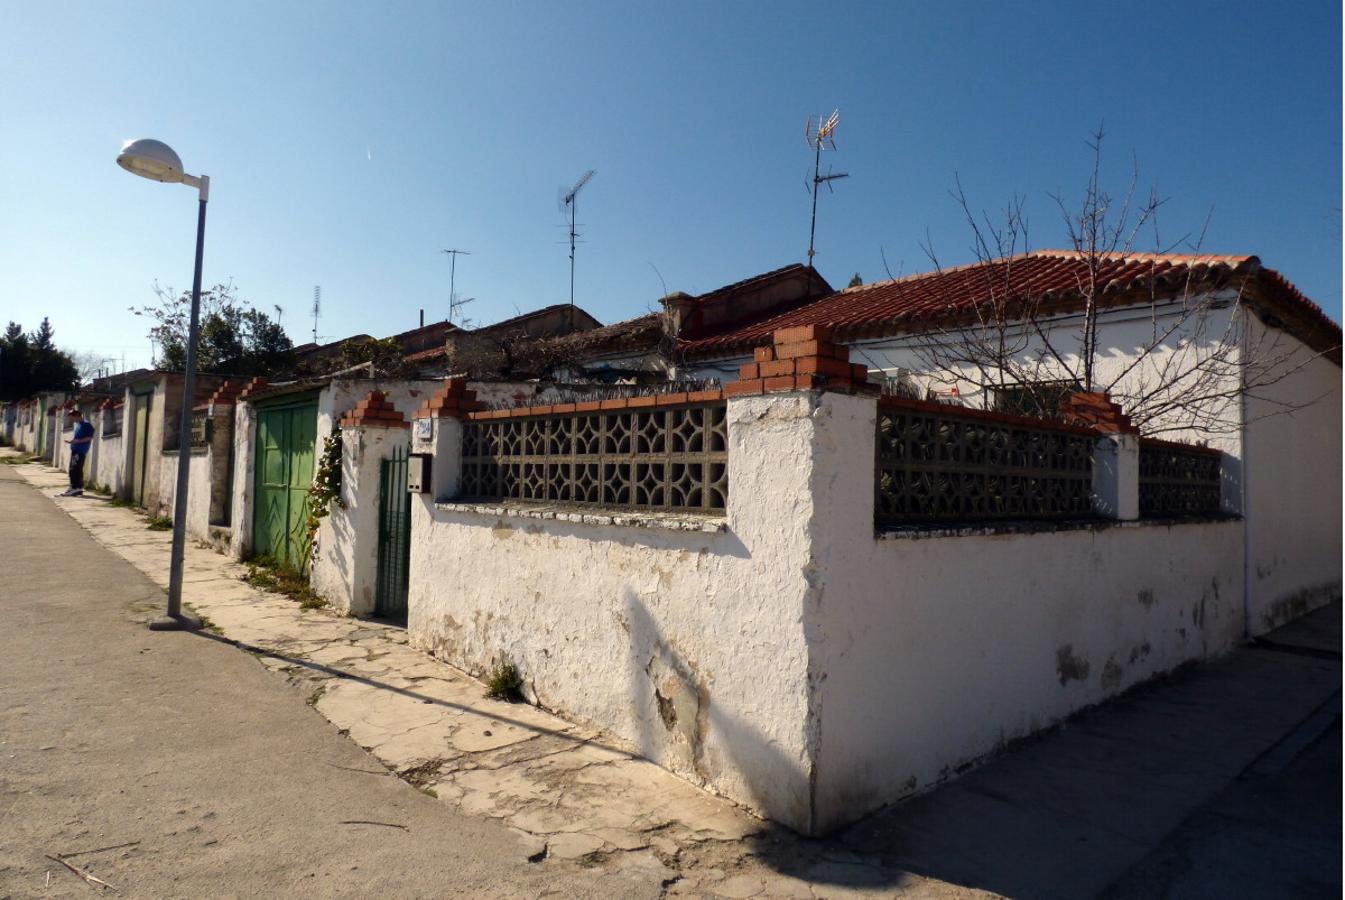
[311,286,321,344]
[804,109,849,267]
[442,249,474,325]
[561,169,595,329]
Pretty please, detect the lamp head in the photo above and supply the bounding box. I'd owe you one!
[117,138,186,184]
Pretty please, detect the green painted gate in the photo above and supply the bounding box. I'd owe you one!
[130,392,152,506]
[375,444,411,622]
[252,398,319,573]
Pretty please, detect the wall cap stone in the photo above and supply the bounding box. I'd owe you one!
[433,500,728,534]
[876,513,1241,541]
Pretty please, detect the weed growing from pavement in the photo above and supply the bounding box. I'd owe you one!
[243,555,328,610]
[145,515,174,531]
[106,496,138,509]
[485,657,525,703]
[194,611,223,636]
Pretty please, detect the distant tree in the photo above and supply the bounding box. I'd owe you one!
[134,282,295,376]
[0,318,79,401]
[337,336,415,378]
[847,273,863,288]
[72,350,115,384]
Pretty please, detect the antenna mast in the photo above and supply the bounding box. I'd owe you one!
[804,109,849,267]
[311,286,321,344]
[442,248,473,325]
[562,170,595,327]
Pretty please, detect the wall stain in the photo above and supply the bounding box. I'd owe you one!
[1128,642,1151,665]
[1056,644,1090,686]
[1101,657,1124,691]
[1137,588,1155,608]
[655,686,678,729]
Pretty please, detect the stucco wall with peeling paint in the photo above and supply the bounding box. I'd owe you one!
[408,394,821,831]
[808,392,1246,832]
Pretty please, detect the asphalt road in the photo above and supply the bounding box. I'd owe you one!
[0,466,661,899]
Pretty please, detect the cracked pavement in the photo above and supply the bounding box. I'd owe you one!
[8,457,975,899]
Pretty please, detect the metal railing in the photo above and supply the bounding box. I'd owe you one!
[1138,439,1222,517]
[876,397,1095,527]
[460,402,729,513]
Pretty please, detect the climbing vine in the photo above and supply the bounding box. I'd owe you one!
[305,423,346,561]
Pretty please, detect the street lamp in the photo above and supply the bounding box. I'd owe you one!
[117,138,209,631]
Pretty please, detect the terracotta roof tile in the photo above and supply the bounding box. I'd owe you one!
[679,251,1341,359]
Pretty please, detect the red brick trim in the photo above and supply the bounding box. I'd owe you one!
[413,377,486,420]
[461,390,727,422]
[207,379,245,407]
[731,323,876,396]
[340,391,410,429]
[1060,392,1139,435]
[237,377,269,401]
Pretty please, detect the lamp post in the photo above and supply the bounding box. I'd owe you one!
[117,138,208,631]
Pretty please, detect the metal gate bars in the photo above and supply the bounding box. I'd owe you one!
[375,444,411,621]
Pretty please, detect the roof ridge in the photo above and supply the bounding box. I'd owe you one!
[838,252,1042,294]
[694,263,812,302]
[841,250,1259,297]
[1032,249,1257,267]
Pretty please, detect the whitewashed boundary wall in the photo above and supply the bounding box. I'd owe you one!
[229,378,439,562]
[402,316,1337,835]
[805,392,1245,832]
[310,393,411,615]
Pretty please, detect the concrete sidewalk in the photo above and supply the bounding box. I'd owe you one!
[6,452,1340,898]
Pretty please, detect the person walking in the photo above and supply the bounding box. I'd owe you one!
[60,409,94,497]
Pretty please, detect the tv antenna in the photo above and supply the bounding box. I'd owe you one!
[804,109,849,266]
[442,248,474,325]
[561,169,595,327]
[311,286,321,344]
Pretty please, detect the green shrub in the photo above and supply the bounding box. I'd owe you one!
[485,657,525,703]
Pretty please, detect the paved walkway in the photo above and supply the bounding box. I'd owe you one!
[4,451,1339,898]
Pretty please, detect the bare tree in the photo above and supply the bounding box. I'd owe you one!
[72,350,116,385]
[903,128,1335,437]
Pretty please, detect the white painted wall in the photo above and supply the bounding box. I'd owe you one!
[91,405,129,498]
[228,400,257,560]
[407,395,822,831]
[807,392,1246,832]
[404,388,1269,835]
[1242,317,1342,632]
[311,424,409,615]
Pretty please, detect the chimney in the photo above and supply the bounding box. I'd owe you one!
[658,291,696,339]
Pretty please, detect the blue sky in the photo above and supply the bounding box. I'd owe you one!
[2,1,1340,372]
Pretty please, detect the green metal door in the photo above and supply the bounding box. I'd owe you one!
[131,393,151,505]
[252,400,318,572]
[375,445,411,622]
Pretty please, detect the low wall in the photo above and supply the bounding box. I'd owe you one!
[811,391,1246,830]
[408,395,820,831]
[404,381,1281,835]
[311,424,409,615]
[91,413,128,497]
[230,378,439,562]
